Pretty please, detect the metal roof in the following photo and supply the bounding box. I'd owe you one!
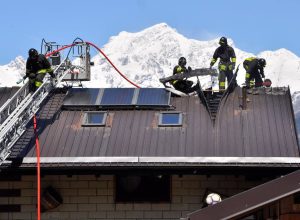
[185,169,300,220]
[1,87,299,167]
[0,87,20,107]
[216,87,299,157]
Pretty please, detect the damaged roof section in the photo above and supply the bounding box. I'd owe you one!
[215,87,299,157]
[1,86,299,167]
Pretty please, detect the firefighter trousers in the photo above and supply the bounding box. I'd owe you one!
[29,73,46,92]
[218,62,234,90]
[245,73,263,88]
[173,80,199,94]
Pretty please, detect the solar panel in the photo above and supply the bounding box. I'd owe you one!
[63,88,101,106]
[100,88,135,105]
[63,88,171,108]
[136,88,170,106]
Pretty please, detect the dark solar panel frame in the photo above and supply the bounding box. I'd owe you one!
[100,88,135,106]
[63,88,171,108]
[135,88,171,106]
[63,88,101,106]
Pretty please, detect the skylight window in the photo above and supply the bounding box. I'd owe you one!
[159,112,182,126]
[82,111,107,126]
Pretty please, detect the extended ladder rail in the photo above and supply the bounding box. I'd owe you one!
[0,60,71,163]
[0,81,30,125]
[0,42,98,165]
[0,59,70,126]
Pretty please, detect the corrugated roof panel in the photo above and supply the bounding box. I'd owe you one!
[140,111,156,156]
[83,128,99,157]
[68,115,86,157]
[296,113,300,140]
[0,87,20,107]
[284,95,299,155]
[54,111,78,157]
[252,94,267,156]
[5,87,299,167]
[127,111,147,156]
[104,110,123,156]
[10,92,66,158]
[112,111,133,156]
[97,126,112,156]
[61,111,81,157]
[217,87,299,157]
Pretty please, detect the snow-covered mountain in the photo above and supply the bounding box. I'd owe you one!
[88,23,300,92]
[0,56,25,87]
[1,23,300,96]
[1,23,300,136]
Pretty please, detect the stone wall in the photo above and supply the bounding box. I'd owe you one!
[0,174,265,220]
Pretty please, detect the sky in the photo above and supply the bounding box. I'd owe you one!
[1,0,300,64]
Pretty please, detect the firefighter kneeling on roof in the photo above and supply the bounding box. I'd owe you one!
[171,57,199,94]
[21,48,55,92]
[243,57,266,88]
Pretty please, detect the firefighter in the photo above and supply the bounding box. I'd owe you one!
[172,57,199,94]
[210,37,236,90]
[24,48,55,92]
[243,57,266,88]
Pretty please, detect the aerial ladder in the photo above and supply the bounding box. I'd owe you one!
[0,41,92,166]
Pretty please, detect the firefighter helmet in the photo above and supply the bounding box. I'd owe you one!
[28,48,38,59]
[178,57,187,66]
[219,37,228,46]
[258,58,266,67]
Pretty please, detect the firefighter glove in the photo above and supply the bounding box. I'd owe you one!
[16,78,23,84]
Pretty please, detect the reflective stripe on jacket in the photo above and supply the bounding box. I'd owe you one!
[210,45,236,67]
[172,65,187,84]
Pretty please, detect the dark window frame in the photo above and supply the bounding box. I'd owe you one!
[294,192,300,204]
[82,111,107,127]
[115,175,171,203]
[158,112,183,127]
[0,205,21,213]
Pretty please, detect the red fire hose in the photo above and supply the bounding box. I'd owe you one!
[33,115,41,220]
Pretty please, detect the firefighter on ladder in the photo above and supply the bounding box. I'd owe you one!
[20,48,55,92]
[210,37,236,90]
[243,57,266,88]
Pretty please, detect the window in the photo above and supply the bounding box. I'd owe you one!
[82,111,107,126]
[116,175,171,203]
[294,192,300,204]
[159,112,182,126]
